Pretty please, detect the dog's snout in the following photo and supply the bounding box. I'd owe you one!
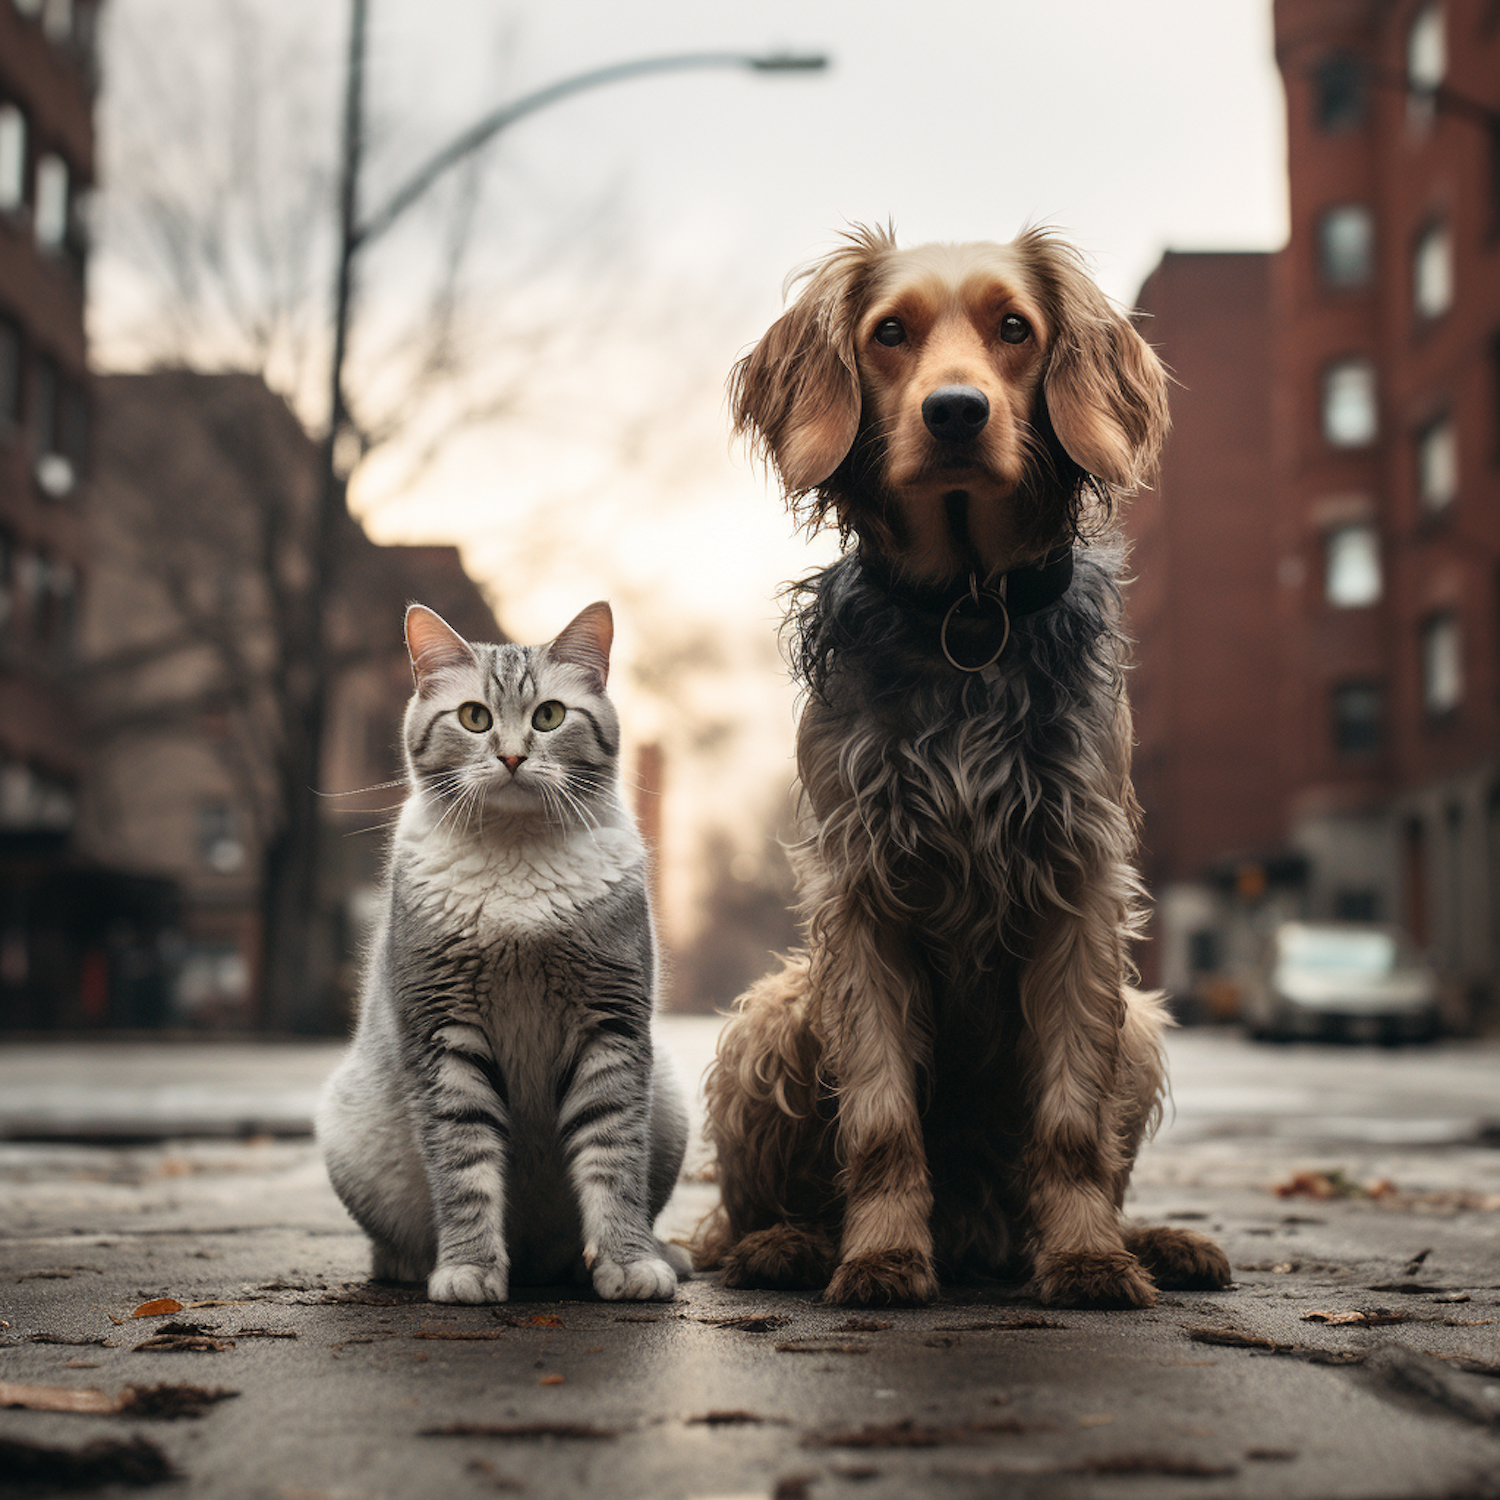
[921,385,990,442]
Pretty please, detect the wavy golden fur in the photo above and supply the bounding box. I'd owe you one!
[696,227,1231,1307]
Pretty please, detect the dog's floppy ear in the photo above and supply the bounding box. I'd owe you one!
[1025,232,1170,495]
[729,228,890,501]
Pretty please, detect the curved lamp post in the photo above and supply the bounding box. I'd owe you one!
[261,0,825,1027]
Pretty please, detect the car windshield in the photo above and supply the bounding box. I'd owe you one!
[1278,926,1397,976]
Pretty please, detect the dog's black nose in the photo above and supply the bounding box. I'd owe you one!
[922,385,990,441]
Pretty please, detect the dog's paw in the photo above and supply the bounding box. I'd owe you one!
[824,1249,938,1306]
[428,1261,509,1304]
[1125,1225,1233,1291]
[1031,1249,1156,1309]
[721,1224,838,1291]
[592,1254,677,1301]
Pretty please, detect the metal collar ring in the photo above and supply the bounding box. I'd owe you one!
[940,587,1010,673]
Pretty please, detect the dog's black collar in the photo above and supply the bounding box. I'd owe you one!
[851,545,1074,675]
[855,545,1075,620]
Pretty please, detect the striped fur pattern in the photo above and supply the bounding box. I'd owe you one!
[696,228,1231,1307]
[317,603,688,1304]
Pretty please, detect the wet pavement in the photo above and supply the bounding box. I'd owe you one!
[1,1023,1498,1498]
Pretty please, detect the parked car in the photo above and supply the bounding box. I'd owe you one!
[1242,921,1441,1044]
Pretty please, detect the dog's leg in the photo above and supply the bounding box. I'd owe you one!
[819,925,939,1306]
[1115,988,1232,1292]
[1019,892,1158,1309]
[693,957,841,1289]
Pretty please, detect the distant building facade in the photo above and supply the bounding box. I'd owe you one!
[1130,0,1500,1021]
[72,372,505,1030]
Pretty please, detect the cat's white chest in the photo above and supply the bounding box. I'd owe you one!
[400,809,641,937]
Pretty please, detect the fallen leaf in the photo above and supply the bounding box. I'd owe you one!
[832,1317,891,1333]
[1247,1448,1298,1461]
[422,1421,618,1439]
[230,1327,298,1339]
[412,1329,507,1342]
[686,1411,778,1426]
[804,1418,1026,1449]
[773,1475,815,1500]
[1302,1309,1409,1327]
[932,1318,1063,1332]
[1073,1452,1238,1477]
[129,1299,184,1319]
[538,1374,565,1385]
[1186,1328,1278,1350]
[694,1313,790,1332]
[0,1381,126,1415]
[0,1434,177,1486]
[133,1334,235,1353]
[123,1384,239,1420]
[774,1340,870,1355]
[27,1334,115,1347]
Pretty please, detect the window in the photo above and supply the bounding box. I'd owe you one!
[1332,682,1383,755]
[1407,4,1445,126]
[1323,359,1377,446]
[1422,613,1462,714]
[1407,4,1446,90]
[1319,205,1374,287]
[42,0,73,42]
[0,529,13,632]
[1314,52,1366,132]
[1416,416,1457,512]
[0,319,19,424]
[1413,222,1453,320]
[32,554,74,652]
[199,802,247,874]
[1331,689,1384,766]
[0,105,24,212]
[1326,523,1382,606]
[1333,888,1381,921]
[30,356,55,456]
[33,154,66,249]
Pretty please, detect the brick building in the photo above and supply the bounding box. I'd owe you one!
[1130,0,1500,1018]
[0,0,120,1025]
[76,371,506,1030]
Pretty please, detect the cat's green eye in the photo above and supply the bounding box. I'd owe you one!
[456,701,492,733]
[531,700,566,732]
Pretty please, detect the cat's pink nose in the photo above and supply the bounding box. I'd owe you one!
[500,754,526,774]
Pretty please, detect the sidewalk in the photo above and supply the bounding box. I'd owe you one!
[2,1028,1498,1498]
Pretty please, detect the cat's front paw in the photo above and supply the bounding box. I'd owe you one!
[428,1261,509,1304]
[592,1254,677,1302]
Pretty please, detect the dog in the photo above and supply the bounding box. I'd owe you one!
[694,225,1232,1308]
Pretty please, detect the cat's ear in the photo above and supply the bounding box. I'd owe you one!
[405,604,476,695]
[547,601,613,691]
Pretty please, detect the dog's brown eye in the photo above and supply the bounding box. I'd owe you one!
[1000,314,1031,345]
[873,318,906,347]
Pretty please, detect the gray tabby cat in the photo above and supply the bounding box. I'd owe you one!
[317,601,688,1303]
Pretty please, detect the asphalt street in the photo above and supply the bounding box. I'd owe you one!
[1,1022,1498,1499]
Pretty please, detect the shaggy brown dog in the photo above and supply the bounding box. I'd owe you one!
[694,226,1232,1307]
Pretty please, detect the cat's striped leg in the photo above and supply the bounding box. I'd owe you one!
[558,1034,677,1302]
[415,1021,512,1304]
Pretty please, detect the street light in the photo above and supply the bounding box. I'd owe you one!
[260,0,826,1026]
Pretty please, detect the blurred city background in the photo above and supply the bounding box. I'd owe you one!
[0,0,1496,1041]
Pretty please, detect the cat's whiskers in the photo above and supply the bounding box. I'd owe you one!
[546,778,603,845]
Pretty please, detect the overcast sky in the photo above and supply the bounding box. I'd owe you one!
[94,0,1290,944]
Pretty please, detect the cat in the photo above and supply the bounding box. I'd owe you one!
[317,600,689,1304]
